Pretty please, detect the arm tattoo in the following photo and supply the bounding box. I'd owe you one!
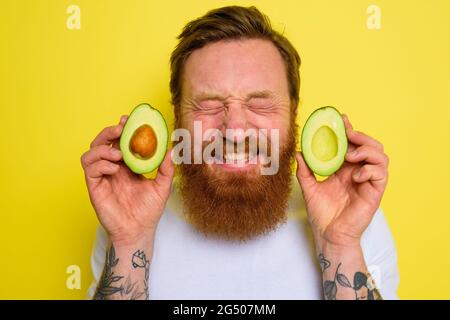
[131,250,150,300]
[94,245,150,300]
[319,253,383,300]
[93,245,123,299]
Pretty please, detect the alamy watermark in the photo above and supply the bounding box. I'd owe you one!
[367,4,382,30]
[66,264,81,290]
[171,121,280,176]
[66,4,81,30]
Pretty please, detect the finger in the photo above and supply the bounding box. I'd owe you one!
[90,115,128,149]
[352,164,388,186]
[295,151,318,193]
[119,115,128,125]
[110,116,129,150]
[154,148,175,189]
[345,145,389,167]
[81,145,122,168]
[342,114,353,130]
[347,142,357,154]
[342,114,383,151]
[85,160,120,179]
[90,125,124,148]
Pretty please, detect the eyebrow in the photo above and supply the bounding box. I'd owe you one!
[192,90,275,102]
[192,92,229,102]
[246,90,275,100]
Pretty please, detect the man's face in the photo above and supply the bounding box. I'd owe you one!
[180,39,292,174]
[177,38,296,241]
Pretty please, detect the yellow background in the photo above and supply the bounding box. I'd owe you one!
[1,0,449,299]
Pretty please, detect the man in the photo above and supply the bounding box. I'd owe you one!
[82,6,398,300]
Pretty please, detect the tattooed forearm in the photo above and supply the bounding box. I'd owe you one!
[319,253,382,300]
[94,245,150,300]
[93,245,122,299]
[131,250,150,300]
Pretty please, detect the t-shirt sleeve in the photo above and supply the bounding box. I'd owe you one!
[86,225,108,299]
[361,208,400,300]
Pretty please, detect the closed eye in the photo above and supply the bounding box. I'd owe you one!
[246,98,277,113]
[196,100,225,114]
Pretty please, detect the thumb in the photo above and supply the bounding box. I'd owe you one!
[154,148,175,193]
[295,151,318,195]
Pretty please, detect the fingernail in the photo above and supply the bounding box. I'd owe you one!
[353,170,360,180]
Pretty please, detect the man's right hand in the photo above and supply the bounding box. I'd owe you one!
[81,115,175,247]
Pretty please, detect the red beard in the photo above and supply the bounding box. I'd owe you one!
[178,129,296,242]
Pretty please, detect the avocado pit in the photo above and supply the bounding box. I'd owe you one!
[129,124,157,159]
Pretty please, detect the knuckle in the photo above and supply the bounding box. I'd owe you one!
[92,145,108,159]
[107,125,121,139]
[374,139,383,151]
[110,124,120,133]
[90,146,102,156]
[80,152,88,167]
[101,126,111,138]
[378,143,384,151]
[384,154,390,166]
[102,125,114,136]
[379,165,388,178]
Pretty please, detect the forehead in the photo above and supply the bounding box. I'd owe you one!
[182,38,289,98]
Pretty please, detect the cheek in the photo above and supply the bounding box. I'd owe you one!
[183,114,223,135]
[247,112,291,144]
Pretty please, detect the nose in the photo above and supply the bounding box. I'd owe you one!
[222,103,248,142]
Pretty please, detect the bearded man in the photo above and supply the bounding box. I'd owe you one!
[82,6,398,300]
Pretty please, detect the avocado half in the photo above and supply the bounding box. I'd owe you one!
[301,106,348,176]
[120,103,168,174]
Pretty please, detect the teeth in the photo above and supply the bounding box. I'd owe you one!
[224,152,249,162]
[214,149,259,164]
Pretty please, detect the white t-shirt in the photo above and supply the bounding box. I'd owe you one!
[88,177,399,299]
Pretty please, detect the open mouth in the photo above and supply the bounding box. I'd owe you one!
[210,141,265,169]
[198,131,275,172]
[221,151,258,165]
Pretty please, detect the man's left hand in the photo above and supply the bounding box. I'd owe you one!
[296,114,389,250]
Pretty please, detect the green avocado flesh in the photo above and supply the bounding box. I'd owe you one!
[301,106,348,176]
[120,103,168,174]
